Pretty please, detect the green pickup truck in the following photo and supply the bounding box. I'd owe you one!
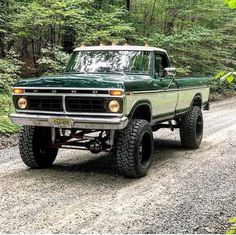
[10,46,210,178]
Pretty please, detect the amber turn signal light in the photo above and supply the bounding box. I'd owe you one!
[110,90,123,96]
[13,88,24,94]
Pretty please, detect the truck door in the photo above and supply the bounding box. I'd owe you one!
[152,52,178,121]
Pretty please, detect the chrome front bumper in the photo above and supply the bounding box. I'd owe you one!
[9,113,128,130]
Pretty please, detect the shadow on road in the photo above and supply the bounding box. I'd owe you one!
[10,137,193,184]
[44,138,189,177]
[52,152,119,176]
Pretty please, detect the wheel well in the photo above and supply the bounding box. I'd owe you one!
[192,95,202,108]
[131,105,151,122]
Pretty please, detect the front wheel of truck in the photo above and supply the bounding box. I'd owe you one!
[179,106,204,149]
[116,119,154,178]
[19,126,58,168]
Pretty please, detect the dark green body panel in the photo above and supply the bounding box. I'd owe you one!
[175,77,210,89]
[15,74,124,89]
[14,74,209,91]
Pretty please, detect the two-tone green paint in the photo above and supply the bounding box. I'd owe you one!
[14,73,209,123]
[175,77,210,89]
[14,73,209,91]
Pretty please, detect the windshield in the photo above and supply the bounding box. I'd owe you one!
[66,50,152,75]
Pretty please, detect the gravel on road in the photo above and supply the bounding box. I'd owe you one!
[0,133,18,150]
[0,97,235,234]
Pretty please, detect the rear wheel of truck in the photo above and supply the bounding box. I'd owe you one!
[19,126,58,168]
[179,106,203,149]
[116,119,154,178]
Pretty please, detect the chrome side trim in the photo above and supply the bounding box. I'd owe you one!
[130,88,177,94]
[129,86,208,95]
[9,113,128,130]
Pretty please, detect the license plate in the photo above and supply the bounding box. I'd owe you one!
[51,118,73,128]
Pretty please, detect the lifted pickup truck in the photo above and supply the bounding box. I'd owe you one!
[10,46,210,178]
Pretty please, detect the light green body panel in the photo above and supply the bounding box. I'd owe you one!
[176,87,209,112]
[125,90,178,120]
[124,86,209,122]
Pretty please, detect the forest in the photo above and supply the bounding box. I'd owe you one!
[0,0,236,134]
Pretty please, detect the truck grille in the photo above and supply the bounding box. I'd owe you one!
[14,96,107,113]
[28,96,63,112]
[13,95,112,113]
[65,97,105,113]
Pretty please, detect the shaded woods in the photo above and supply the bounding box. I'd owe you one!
[0,0,235,81]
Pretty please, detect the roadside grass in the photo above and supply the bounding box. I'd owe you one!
[0,92,19,135]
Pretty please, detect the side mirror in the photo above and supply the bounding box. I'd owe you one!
[164,67,176,77]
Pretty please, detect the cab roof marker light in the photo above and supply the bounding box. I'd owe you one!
[13,88,25,94]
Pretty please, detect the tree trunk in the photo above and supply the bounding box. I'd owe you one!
[31,40,39,76]
[126,0,131,11]
[147,0,157,36]
[0,33,5,58]
[62,26,76,53]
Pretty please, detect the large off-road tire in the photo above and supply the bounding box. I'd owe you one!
[19,126,58,168]
[116,119,154,178]
[179,106,203,149]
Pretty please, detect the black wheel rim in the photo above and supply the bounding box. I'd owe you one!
[138,132,152,167]
[196,115,203,140]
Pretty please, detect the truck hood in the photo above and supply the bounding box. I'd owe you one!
[14,73,153,91]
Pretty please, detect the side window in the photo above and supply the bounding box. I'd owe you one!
[155,53,169,77]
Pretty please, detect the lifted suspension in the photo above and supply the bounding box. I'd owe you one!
[49,129,114,153]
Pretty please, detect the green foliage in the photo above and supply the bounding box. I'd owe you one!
[0,49,24,92]
[81,6,135,44]
[0,93,19,134]
[215,71,236,83]
[133,0,236,76]
[148,27,226,76]
[209,71,236,100]
[224,0,236,9]
[227,217,236,234]
[0,0,235,78]
[37,45,70,75]
[9,0,134,49]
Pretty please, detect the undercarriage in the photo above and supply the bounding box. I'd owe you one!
[49,128,116,154]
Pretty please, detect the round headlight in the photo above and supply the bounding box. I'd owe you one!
[18,97,28,109]
[108,100,120,113]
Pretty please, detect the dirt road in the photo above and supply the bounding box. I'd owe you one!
[0,97,235,234]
